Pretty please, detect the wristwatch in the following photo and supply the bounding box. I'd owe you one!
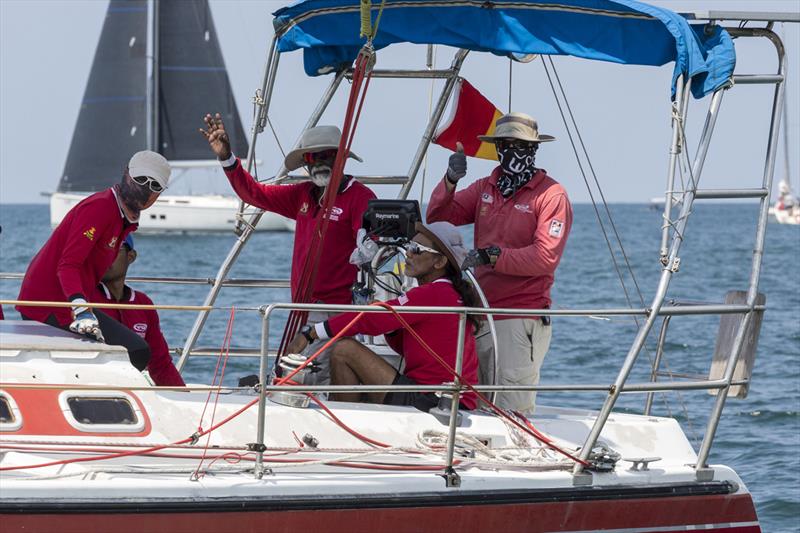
[486,245,501,266]
[300,324,315,343]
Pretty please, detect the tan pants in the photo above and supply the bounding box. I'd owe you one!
[476,318,552,415]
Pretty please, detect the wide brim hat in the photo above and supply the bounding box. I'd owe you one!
[414,221,468,273]
[284,125,363,171]
[477,112,555,143]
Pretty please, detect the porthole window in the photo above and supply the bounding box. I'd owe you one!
[0,391,23,431]
[59,391,145,433]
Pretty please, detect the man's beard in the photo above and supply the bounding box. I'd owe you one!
[117,178,152,219]
[310,164,332,188]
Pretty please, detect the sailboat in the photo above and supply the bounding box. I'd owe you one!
[49,0,294,233]
[768,55,800,225]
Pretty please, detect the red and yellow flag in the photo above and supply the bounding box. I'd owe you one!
[433,79,503,161]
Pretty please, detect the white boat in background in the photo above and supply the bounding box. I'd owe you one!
[50,191,295,234]
[48,0,293,233]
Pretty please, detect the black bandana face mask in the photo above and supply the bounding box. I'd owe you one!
[117,174,152,219]
[496,143,538,198]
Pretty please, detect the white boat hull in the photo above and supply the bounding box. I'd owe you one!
[768,205,800,225]
[0,322,762,533]
[50,192,295,233]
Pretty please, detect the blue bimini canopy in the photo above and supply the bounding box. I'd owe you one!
[273,0,736,99]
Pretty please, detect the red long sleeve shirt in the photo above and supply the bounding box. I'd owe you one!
[427,167,572,314]
[93,283,185,387]
[224,159,375,304]
[323,279,478,409]
[17,189,136,326]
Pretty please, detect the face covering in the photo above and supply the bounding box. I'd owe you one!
[116,175,152,220]
[496,143,538,198]
[309,164,332,188]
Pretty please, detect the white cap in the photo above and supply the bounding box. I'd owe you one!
[128,151,171,189]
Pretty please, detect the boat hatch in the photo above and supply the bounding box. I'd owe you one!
[0,391,22,431]
[58,391,145,433]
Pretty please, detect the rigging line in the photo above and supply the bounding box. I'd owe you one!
[546,56,645,307]
[267,116,286,158]
[419,45,437,205]
[541,58,674,418]
[508,57,513,112]
[540,59,639,315]
[192,307,237,481]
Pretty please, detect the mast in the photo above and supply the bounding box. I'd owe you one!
[147,0,160,153]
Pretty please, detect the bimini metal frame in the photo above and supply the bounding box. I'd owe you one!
[177,43,469,370]
[167,12,797,484]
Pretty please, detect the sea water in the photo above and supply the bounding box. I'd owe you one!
[0,203,798,531]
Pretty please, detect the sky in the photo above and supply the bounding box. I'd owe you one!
[0,0,798,205]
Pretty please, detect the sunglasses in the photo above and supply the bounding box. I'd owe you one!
[131,175,164,193]
[495,139,535,151]
[405,242,442,256]
[302,149,338,165]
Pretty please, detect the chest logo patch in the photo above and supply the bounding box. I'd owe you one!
[513,203,533,214]
[83,227,96,241]
[133,323,147,337]
[108,236,118,248]
[549,219,564,238]
[481,193,493,204]
[328,206,344,221]
[299,202,309,214]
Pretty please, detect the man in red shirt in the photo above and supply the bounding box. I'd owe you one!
[17,151,171,373]
[427,113,573,414]
[287,222,480,412]
[200,113,376,384]
[93,235,184,387]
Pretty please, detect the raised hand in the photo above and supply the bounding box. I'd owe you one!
[447,141,467,184]
[199,113,232,160]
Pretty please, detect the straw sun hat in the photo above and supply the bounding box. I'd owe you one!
[283,125,363,171]
[477,112,555,143]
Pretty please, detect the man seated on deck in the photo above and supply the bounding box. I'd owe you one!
[426,112,573,415]
[200,113,376,386]
[287,222,480,412]
[92,234,185,387]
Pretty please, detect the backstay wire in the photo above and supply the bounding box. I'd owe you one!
[541,57,700,433]
[419,44,438,205]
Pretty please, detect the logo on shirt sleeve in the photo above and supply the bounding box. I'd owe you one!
[481,193,493,204]
[108,236,118,248]
[83,227,96,241]
[398,294,409,305]
[549,219,564,238]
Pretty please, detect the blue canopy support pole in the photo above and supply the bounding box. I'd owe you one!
[659,76,691,264]
[695,27,786,477]
[176,65,345,372]
[399,49,469,200]
[572,87,726,479]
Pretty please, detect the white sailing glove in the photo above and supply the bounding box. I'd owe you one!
[349,228,379,266]
[69,298,105,343]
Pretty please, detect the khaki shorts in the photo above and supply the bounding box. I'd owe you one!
[476,317,552,415]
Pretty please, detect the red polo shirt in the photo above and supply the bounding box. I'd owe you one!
[427,168,572,314]
[323,279,478,409]
[17,188,137,326]
[224,158,375,304]
[93,283,185,387]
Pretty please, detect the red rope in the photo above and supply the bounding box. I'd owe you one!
[193,307,236,479]
[277,49,375,359]
[369,302,591,467]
